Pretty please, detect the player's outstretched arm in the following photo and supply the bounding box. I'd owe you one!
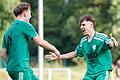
[109,34,118,48]
[33,36,60,57]
[45,51,77,61]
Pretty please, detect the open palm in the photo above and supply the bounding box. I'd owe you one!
[45,52,59,61]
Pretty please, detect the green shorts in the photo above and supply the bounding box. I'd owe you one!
[8,68,38,80]
[83,70,110,80]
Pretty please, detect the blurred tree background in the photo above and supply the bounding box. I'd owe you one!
[44,0,120,65]
[0,0,120,68]
[0,0,19,46]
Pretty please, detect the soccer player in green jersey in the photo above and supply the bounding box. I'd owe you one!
[1,2,60,80]
[45,15,118,80]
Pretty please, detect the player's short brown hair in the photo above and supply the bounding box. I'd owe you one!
[80,15,96,27]
[13,2,31,17]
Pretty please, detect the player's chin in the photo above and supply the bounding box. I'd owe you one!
[83,33,87,36]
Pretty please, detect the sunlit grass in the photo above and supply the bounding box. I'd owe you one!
[44,58,117,80]
[0,58,117,80]
[0,69,9,80]
[44,58,86,80]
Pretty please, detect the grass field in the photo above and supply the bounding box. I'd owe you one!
[0,60,117,80]
[44,59,117,80]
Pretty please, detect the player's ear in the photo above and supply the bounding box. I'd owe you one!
[90,23,93,28]
[23,11,27,17]
[23,12,26,17]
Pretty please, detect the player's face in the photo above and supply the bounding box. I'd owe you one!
[24,8,32,22]
[80,20,94,36]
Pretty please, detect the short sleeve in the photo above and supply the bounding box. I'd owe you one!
[23,23,38,39]
[75,43,83,57]
[103,34,111,45]
[99,33,111,49]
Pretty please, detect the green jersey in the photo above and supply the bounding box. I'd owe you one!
[2,20,38,72]
[75,32,112,74]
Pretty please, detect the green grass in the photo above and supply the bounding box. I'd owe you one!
[0,58,117,80]
[44,59,117,80]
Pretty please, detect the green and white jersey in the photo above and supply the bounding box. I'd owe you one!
[2,20,38,72]
[75,32,112,74]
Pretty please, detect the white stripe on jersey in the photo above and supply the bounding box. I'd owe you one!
[94,37,104,42]
[19,72,24,80]
[104,71,109,80]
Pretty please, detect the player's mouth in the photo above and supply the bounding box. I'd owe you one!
[81,29,86,33]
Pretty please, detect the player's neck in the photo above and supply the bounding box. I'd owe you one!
[16,15,29,22]
[88,30,95,42]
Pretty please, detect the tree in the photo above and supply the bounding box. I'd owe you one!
[44,0,120,65]
[0,0,20,47]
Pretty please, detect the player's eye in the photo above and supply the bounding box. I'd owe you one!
[81,24,85,26]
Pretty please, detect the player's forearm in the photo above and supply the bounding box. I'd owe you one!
[33,36,58,52]
[60,51,77,60]
[1,48,7,63]
[40,40,58,52]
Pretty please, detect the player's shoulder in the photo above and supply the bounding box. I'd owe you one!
[95,32,108,41]
[81,36,87,43]
[96,32,108,37]
[16,20,33,27]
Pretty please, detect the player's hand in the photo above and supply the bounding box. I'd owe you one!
[45,52,59,61]
[109,34,118,48]
[54,49,60,58]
